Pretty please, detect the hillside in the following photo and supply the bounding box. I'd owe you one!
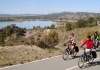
[0,12,100,22]
[0,25,100,67]
[42,12,100,21]
[0,24,100,47]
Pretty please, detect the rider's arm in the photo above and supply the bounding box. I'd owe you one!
[72,37,75,44]
[66,36,71,43]
[81,40,87,47]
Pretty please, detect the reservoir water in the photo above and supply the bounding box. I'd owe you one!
[0,21,55,29]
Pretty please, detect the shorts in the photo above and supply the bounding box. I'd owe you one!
[85,49,91,52]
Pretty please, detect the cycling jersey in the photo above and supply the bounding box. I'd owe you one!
[81,40,94,49]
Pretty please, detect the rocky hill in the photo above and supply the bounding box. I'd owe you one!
[42,12,100,21]
[0,12,100,21]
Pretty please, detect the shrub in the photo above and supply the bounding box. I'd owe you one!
[36,31,59,48]
[50,24,55,29]
[75,19,87,28]
[75,18,97,28]
[46,31,59,48]
[65,22,72,31]
[0,24,26,46]
[36,40,49,48]
[24,38,35,45]
[5,41,14,46]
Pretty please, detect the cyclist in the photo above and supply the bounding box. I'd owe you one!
[81,36,94,60]
[98,35,100,44]
[66,33,76,56]
[94,31,99,47]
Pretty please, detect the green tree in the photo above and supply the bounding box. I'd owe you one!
[87,17,97,26]
[33,26,36,29]
[50,24,55,29]
[88,17,95,23]
[75,19,87,28]
[38,26,41,28]
[46,26,50,29]
[65,22,72,31]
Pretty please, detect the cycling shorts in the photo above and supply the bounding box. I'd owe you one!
[85,49,91,52]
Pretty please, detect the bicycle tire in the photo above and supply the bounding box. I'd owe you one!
[88,55,94,63]
[78,56,85,68]
[71,52,77,58]
[62,49,69,60]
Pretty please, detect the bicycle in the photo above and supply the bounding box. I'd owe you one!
[62,43,79,60]
[78,48,96,68]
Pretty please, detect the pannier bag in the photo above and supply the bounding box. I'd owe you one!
[91,51,97,58]
[75,46,79,52]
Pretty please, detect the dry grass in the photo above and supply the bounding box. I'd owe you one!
[0,45,45,67]
[0,45,63,68]
[56,26,100,47]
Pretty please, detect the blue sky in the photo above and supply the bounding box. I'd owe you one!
[0,0,100,14]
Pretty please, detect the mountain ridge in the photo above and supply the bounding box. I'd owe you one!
[0,12,100,21]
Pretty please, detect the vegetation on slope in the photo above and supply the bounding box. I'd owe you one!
[0,25,100,67]
[0,24,26,46]
[0,17,100,67]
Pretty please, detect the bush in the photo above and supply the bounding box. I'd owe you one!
[75,18,97,28]
[0,24,26,46]
[36,31,59,48]
[46,31,59,48]
[75,19,87,28]
[65,22,72,31]
[24,38,35,45]
[50,24,55,29]
[36,40,49,48]
[5,41,14,46]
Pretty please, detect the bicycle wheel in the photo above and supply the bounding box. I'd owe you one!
[74,52,77,57]
[71,52,77,58]
[78,56,85,68]
[88,55,94,63]
[62,49,69,60]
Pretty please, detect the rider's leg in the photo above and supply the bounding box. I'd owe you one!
[95,39,98,47]
[96,40,98,46]
[85,49,91,55]
[71,45,75,56]
[85,49,91,61]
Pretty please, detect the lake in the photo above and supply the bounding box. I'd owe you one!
[0,21,56,29]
